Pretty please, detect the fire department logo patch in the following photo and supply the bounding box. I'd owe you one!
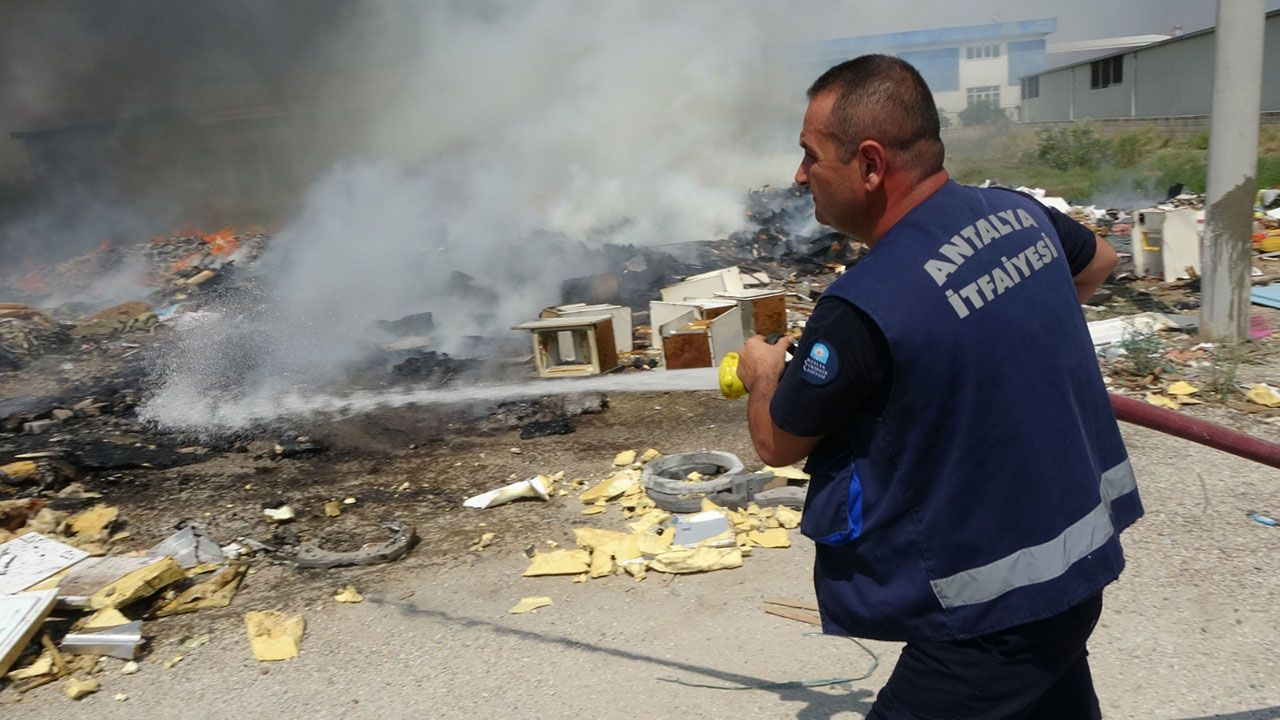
[801,340,838,386]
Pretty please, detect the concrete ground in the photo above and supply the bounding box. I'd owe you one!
[6,419,1279,719]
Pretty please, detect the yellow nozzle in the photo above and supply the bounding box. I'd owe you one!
[718,352,747,399]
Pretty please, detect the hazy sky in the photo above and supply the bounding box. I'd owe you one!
[781,0,1280,43]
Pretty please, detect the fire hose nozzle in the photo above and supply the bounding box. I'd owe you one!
[718,333,792,400]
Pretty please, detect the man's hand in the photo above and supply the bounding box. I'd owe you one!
[737,334,820,467]
[736,334,793,392]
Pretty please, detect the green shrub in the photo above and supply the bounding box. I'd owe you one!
[1110,130,1163,169]
[1034,124,1108,171]
[958,100,1009,127]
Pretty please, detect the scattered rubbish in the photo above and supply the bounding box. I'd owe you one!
[0,589,59,676]
[58,555,185,610]
[752,486,807,510]
[0,533,89,595]
[613,450,637,466]
[63,677,100,700]
[672,511,734,547]
[639,448,662,463]
[464,475,555,509]
[323,500,342,517]
[522,549,591,577]
[509,596,553,614]
[1087,313,1197,347]
[1251,315,1273,339]
[114,693,129,702]
[469,532,495,551]
[245,610,305,661]
[272,437,326,459]
[513,315,621,377]
[148,523,224,569]
[1246,384,1280,408]
[1248,512,1277,527]
[1250,283,1280,310]
[183,633,211,649]
[1166,381,1200,396]
[294,522,416,569]
[162,654,184,669]
[153,564,246,617]
[263,505,296,523]
[120,660,139,675]
[83,607,128,629]
[333,585,364,603]
[59,620,143,660]
[1146,393,1182,410]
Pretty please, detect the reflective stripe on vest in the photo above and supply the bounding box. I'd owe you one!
[929,459,1137,609]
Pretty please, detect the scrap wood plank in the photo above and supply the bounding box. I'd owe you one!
[763,596,818,611]
[764,605,822,627]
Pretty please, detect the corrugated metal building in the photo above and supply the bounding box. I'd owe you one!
[1021,10,1280,122]
[792,19,1057,119]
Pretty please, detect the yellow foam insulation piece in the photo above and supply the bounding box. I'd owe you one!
[748,528,791,548]
[1166,381,1200,396]
[774,506,802,529]
[1145,393,1181,410]
[763,464,810,481]
[82,607,129,629]
[333,585,364,603]
[244,611,305,661]
[649,547,743,574]
[574,528,628,551]
[639,448,662,463]
[589,545,616,578]
[509,596,552,614]
[66,505,118,536]
[580,469,637,504]
[1247,383,1280,407]
[523,549,591,576]
[612,450,637,466]
[89,557,186,610]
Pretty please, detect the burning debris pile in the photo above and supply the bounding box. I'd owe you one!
[718,184,857,271]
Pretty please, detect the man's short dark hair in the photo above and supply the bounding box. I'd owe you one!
[808,54,945,176]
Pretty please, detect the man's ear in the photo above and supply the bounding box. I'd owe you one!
[857,140,887,190]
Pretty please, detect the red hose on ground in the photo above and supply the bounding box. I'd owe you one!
[1109,393,1280,470]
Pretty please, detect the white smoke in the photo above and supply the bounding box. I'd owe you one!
[143,1,811,428]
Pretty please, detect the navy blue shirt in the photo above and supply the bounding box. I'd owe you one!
[772,201,1098,437]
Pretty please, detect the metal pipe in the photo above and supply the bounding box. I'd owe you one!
[1110,393,1280,469]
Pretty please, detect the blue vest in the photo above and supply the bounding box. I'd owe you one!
[802,181,1143,642]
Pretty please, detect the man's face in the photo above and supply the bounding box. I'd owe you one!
[795,92,863,238]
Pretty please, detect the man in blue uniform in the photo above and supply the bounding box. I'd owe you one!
[735,55,1143,719]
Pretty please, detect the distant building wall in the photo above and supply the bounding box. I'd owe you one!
[1022,11,1279,122]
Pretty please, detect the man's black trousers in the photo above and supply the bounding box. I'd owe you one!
[867,593,1104,720]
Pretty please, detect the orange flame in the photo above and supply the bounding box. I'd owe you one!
[201,227,240,257]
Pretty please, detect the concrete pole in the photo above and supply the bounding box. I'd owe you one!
[1201,0,1265,342]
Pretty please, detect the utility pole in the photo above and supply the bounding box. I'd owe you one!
[1201,0,1265,342]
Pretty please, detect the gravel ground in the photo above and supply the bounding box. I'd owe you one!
[4,395,1277,720]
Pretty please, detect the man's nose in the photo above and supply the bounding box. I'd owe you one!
[795,162,809,187]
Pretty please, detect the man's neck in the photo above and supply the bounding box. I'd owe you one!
[863,169,950,248]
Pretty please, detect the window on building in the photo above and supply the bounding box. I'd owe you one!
[1021,76,1040,100]
[966,85,1001,107]
[1090,56,1124,89]
[965,44,1001,60]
